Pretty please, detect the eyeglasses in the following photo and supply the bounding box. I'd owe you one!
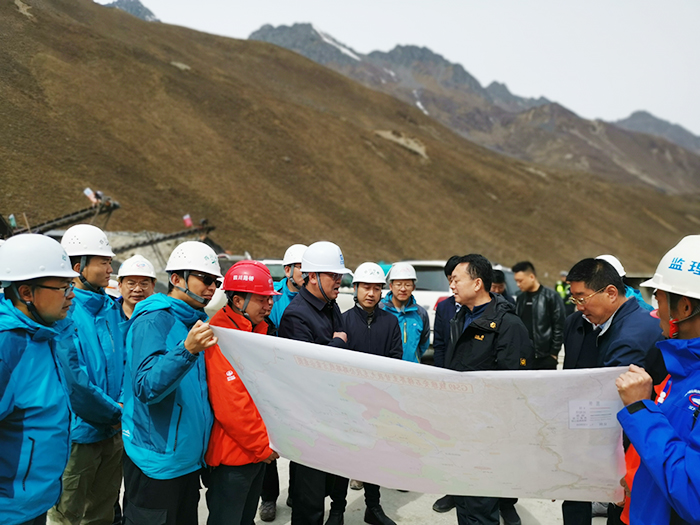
[190,272,223,288]
[35,282,75,297]
[322,272,343,281]
[124,279,153,290]
[391,282,415,290]
[569,287,607,306]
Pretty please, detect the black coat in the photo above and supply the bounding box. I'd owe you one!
[445,293,533,371]
[278,286,346,347]
[342,304,403,359]
[515,285,566,359]
[433,296,457,368]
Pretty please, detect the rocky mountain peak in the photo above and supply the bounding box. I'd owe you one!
[102,0,159,22]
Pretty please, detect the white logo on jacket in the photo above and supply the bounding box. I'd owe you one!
[226,370,236,381]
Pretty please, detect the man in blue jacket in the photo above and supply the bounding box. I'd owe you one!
[278,241,351,525]
[269,243,307,331]
[616,235,700,525]
[49,224,125,525]
[338,262,401,525]
[121,241,222,524]
[0,234,78,525]
[562,257,663,525]
[379,262,430,364]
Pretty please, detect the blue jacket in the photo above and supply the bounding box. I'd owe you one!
[618,337,700,524]
[279,286,346,347]
[563,299,663,370]
[122,294,213,479]
[433,296,457,368]
[342,304,403,359]
[56,288,124,444]
[626,285,654,312]
[379,293,430,363]
[0,295,72,524]
[269,278,298,330]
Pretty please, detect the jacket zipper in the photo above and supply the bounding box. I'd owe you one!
[173,404,183,451]
[22,437,36,490]
[693,407,699,430]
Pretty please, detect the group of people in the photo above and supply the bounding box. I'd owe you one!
[1,225,699,525]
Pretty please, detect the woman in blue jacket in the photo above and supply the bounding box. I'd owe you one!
[0,234,78,525]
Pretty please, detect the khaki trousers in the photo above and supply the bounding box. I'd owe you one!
[48,434,123,525]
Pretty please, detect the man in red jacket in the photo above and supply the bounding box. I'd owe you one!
[204,260,281,525]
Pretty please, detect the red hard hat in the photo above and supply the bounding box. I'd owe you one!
[223,260,281,295]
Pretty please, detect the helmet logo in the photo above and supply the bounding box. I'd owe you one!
[669,257,684,271]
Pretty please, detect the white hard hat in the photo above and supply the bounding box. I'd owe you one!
[283,244,308,266]
[0,234,79,283]
[301,242,352,275]
[388,262,417,281]
[641,235,700,300]
[596,254,626,277]
[118,254,157,279]
[61,224,115,257]
[352,262,386,285]
[165,241,223,277]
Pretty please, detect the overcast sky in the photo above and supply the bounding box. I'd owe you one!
[97,0,700,135]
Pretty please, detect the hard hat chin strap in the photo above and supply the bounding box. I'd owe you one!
[669,302,700,339]
[11,284,51,326]
[287,266,302,291]
[317,272,333,303]
[79,256,105,295]
[172,270,210,306]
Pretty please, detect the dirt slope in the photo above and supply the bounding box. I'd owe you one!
[1,0,698,280]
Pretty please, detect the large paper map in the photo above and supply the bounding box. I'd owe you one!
[213,327,625,501]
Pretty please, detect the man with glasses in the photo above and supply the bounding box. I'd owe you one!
[121,241,222,524]
[278,241,351,525]
[561,257,662,525]
[116,254,157,319]
[379,262,430,363]
[48,224,125,525]
[0,234,78,525]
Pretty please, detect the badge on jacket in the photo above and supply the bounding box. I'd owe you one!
[474,334,484,341]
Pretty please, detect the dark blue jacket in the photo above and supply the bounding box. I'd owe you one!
[342,304,402,359]
[563,299,663,370]
[433,296,457,368]
[0,295,72,524]
[122,294,213,479]
[55,288,124,444]
[279,287,346,347]
[618,337,700,524]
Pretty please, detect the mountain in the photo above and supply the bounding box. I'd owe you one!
[103,0,158,22]
[1,0,698,280]
[250,23,700,195]
[612,111,700,156]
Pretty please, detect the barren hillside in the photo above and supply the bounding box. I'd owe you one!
[1,0,698,279]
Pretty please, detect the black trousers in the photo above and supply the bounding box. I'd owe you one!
[291,463,347,525]
[363,483,382,508]
[261,459,297,503]
[454,495,499,525]
[562,501,591,525]
[203,462,265,525]
[534,354,559,370]
[122,453,201,525]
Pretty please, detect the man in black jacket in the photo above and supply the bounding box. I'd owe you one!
[445,254,533,525]
[337,262,402,525]
[513,261,566,370]
[278,241,351,525]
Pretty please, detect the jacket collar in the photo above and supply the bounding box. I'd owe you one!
[0,294,69,341]
[132,293,207,327]
[658,337,700,380]
[211,305,268,334]
[381,292,417,313]
[73,286,116,316]
[455,293,511,332]
[300,286,333,312]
